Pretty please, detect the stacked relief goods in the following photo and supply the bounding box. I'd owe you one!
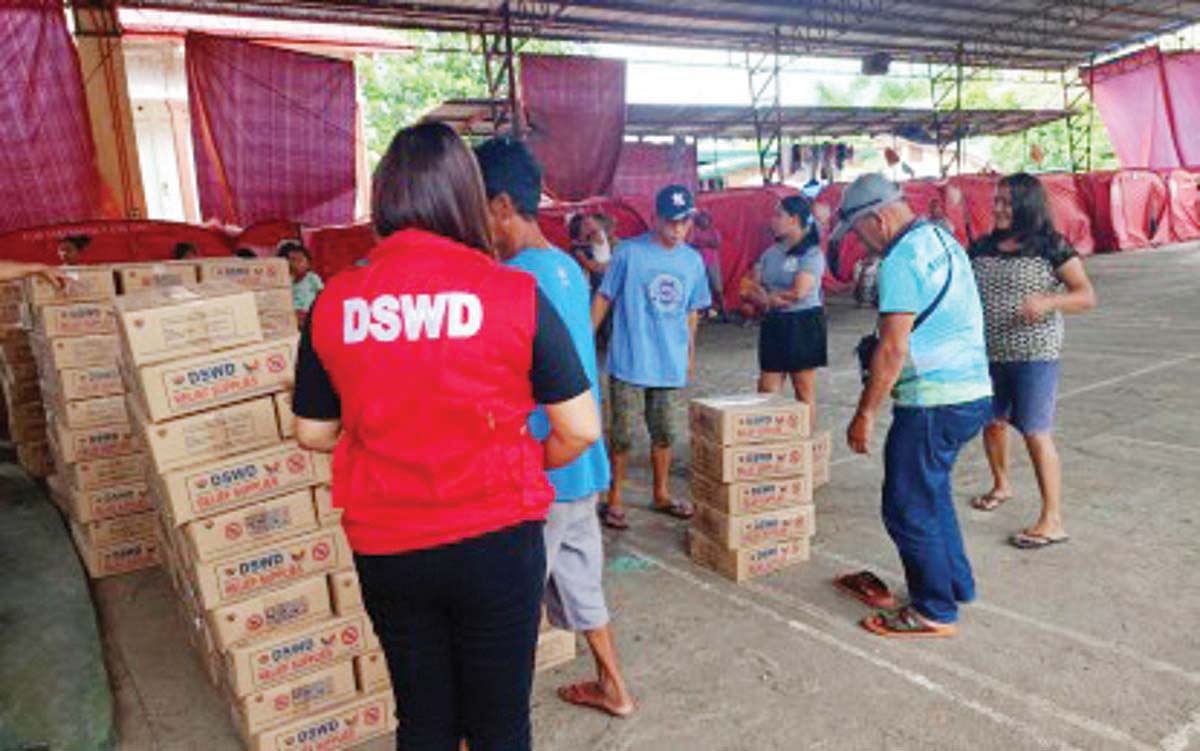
[25,266,162,578]
[687,395,830,583]
[0,280,50,475]
[114,269,396,751]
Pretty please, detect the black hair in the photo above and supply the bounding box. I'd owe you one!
[1000,173,1060,243]
[234,248,258,259]
[172,242,197,260]
[779,196,820,256]
[61,235,90,251]
[373,122,493,253]
[277,242,311,261]
[474,136,543,219]
[567,213,587,243]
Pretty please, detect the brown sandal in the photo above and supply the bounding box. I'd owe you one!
[652,498,694,520]
[970,491,1012,511]
[861,607,958,639]
[600,504,630,530]
[833,570,898,609]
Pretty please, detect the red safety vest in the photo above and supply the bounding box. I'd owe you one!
[310,228,553,554]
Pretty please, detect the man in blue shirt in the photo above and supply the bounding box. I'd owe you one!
[475,138,636,718]
[833,173,992,639]
[592,185,711,529]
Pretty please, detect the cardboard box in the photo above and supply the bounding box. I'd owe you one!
[130,337,297,422]
[0,329,34,366]
[198,257,291,290]
[312,486,340,525]
[328,570,363,616]
[812,430,832,489]
[155,442,330,526]
[225,612,371,696]
[73,509,158,549]
[31,301,116,338]
[0,300,22,327]
[35,333,120,370]
[65,453,147,492]
[49,418,139,463]
[687,529,810,583]
[690,438,813,483]
[3,375,41,406]
[0,280,23,305]
[71,524,161,578]
[535,629,576,672]
[8,401,47,442]
[190,526,353,609]
[689,395,810,446]
[47,473,152,522]
[42,364,124,402]
[233,661,359,740]
[115,262,200,293]
[17,441,52,478]
[182,487,320,562]
[115,284,263,367]
[25,266,116,304]
[52,393,128,429]
[254,288,298,341]
[273,391,294,439]
[355,651,390,694]
[691,504,815,549]
[690,473,811,516]
[247,691,395,751]
[135,395,281,474]
[207,574,333,652]
[1,357,37,386]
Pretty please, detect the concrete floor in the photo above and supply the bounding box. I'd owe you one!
[94,246,1200,751]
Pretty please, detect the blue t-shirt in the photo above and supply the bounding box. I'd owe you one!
[755,240,825,312]
[507,247,611,502]
[878,223,992,407]
[599,233,711,388]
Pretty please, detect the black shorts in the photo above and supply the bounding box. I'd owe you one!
[759,308,828,373]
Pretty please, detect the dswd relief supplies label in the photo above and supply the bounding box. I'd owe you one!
[208,574,332,652]
[134,337,297,421]
[191,526,352,609]
[71,525,161,579]
[50,419,140,463]
[234,662,358,739]
[115,262,199,293]
[690,474,812,516]
[249,691,395,751]
[226,613,370,696]
[198,258,291,290]
[183,487,319,562]
[138,395,280,474]
[45,364,123,401]
[689,394,810,446]
[33,301,116,338]
[690,438,814,483]
[116,284,262,367]
[47,474,152,522]
[157,442,330,526]
[692,504,815,549]
[687,529,810,583]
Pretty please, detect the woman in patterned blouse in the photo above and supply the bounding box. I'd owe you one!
[968,174,1096,549]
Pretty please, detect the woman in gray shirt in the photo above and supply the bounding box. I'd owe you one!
[744,195,827,430]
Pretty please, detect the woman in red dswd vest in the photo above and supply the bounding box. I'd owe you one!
[293,123,600,751]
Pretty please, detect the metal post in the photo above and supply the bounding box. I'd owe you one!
[954,44,964,175]
[502,0,522,139]
[929,44,965,179]
[745,27,784,184]
[477,2,522,138]
[1063,57,1095,173]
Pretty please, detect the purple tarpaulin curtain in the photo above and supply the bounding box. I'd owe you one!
[520,54,626,201]
[0,0,102,233]
[1087,47,1185,169]
[186,33,356,226]
[609,141,698,198]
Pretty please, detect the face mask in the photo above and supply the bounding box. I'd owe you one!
[591,236,611,263]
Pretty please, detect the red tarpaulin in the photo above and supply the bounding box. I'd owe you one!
[1077,171,1118,252]
[1088,47,1182,170]
[609,141,698,198]
[811,183,864,294]
[537,197,650,252]
[1110,170,1171,250]
[232,220,302,256]
[696,186,798,310]
[947,174,999,245]
[186,33,357,227]
[0,1,103,233]
[1163,53,1200,167]
[303,223,376,280]
[1166,169,1200,243]
[902,179,968,245]
[1036,173,1095,255]
[0,220,231,264]
[520,54,626,202]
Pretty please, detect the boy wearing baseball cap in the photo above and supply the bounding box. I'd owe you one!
[592,184,711,529]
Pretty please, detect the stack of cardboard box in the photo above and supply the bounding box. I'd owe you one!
[0,280,50,475]
[687,395,826,583]
[19,267,161,578]
[114,276,396,751]
[195,257,297,341]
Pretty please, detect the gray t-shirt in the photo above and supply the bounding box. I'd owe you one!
[755,241,825,312]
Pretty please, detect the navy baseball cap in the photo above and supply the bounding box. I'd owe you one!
[474,137,543,216]
[655,184,696,221]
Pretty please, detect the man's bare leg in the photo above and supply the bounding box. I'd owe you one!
[558,624,637,717]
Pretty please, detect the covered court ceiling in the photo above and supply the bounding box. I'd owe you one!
[115,0,1200,70]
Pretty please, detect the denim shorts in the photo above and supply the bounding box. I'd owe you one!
[989,360,1061,436]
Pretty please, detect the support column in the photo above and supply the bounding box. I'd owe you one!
[745,28,784,185]
[478,0,524,138]
[72,0,147,220]
[1063,62,1094,173]
[928,45,966,179]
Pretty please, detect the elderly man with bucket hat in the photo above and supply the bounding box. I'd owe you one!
[832,174,993,638]
[592,184,711,530]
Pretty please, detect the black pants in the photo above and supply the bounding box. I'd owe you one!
[355,521,546,751]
